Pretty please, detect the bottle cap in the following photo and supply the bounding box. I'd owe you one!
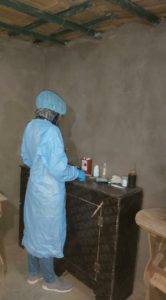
[129,170,136,175]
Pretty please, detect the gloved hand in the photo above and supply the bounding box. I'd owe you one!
[77,169,86,182]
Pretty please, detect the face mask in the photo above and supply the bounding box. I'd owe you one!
[52,114,60,126]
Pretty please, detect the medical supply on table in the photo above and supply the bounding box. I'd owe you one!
[81,157,92,175]
[102,162,107,178]
[121,176,128,187]
[93,165,100,177]
[109,175,122,184]
[128,170,137,188]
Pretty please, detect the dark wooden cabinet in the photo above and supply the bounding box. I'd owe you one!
[65,180,142,300]
[19,165,143,300]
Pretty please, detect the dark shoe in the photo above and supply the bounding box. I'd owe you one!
[42,278,73,293]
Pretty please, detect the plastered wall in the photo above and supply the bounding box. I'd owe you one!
[45,22,166,296]
[45,22,166,208]
[0,38,45,244]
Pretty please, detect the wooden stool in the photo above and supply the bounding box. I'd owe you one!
[136,208,166,300]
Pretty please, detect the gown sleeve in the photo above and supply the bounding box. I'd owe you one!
[40,126,79,182]
[21,131,31,168]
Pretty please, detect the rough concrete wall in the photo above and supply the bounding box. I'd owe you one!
[45,23,166,297]
[0,38,45,245]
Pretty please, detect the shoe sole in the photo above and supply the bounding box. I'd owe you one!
[42,284,72,293]
[27,278,43,285]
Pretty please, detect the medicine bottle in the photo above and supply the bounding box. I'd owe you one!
[93,165,99,177]
[127,170,137,188]
[102,162,107,178]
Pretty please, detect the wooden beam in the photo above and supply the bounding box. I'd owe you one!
[85,14,115,28]
[49,15,115,39]
[0,0,99,37]
[11,1,92,32]
[0,21,65,45]
[108,0,160,24]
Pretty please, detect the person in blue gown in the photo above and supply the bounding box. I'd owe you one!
[21,90,85,292]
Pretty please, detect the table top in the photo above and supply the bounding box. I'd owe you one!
[21,165,142,200]
[67,178,142,199]
[135,208,166,238]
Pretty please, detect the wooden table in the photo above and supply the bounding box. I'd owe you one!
[135,208,166,300]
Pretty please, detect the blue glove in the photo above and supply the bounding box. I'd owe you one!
[77,170,86,182]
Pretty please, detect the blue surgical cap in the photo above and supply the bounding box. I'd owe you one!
[35,90,67,115]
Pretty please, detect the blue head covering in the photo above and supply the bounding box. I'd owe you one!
[35,90,67,115]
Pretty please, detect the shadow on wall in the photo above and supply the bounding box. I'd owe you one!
[0,99,33,206]
[0,200,18,276]
[60,104,79,166]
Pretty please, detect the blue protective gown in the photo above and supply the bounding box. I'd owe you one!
[21,119,79,258]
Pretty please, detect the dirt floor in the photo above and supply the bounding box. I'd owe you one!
[0,244,145,300]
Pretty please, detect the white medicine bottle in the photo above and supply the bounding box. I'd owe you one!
[102,162,107,178]
[93,165,99,177]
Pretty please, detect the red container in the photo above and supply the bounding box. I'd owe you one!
[81,158,92,175]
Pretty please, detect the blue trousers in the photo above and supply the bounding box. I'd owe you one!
[28,252,56,283]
